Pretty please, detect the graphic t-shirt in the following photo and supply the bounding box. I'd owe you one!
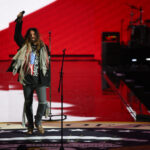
[24,45,40,85]
[32,52,39,77]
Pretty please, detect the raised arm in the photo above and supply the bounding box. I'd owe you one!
[14,13,25,48]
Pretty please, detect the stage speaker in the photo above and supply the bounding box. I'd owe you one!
[102,32,120,66]
[101,32,120,90]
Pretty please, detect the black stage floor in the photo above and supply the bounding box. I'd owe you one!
[0,126,150,150]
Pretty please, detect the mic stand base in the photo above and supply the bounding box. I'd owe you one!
[42,114,67,121]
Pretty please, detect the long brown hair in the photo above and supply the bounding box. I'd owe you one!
[24,28,44,51]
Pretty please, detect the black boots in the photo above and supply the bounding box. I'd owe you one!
[25,103,47,134]
[34,104,47,134]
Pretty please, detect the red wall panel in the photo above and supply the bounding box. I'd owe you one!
[0,0,150,60]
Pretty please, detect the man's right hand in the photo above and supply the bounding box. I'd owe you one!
[16,11,24,22]
[17,12,23,18]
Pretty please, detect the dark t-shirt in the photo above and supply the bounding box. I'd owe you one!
[24,45,40,86]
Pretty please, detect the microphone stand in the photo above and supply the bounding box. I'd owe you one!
[139,6,143,25]
[58,49,66,150]
[43,32,67,121]
[48,32,52,118]
[43,32,67,150]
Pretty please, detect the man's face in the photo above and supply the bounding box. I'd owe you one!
[29,30,37,43]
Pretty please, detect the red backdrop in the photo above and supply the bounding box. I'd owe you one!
[0,0,150,60]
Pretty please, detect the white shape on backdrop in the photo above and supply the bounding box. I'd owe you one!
[0,0,56,31]
[0,89,96,122]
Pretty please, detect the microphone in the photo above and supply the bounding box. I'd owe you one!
[15,11,25,22]
[63,48,66,54]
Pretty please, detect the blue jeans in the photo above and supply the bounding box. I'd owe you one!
[23,85,47,128]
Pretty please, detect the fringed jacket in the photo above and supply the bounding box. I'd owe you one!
[7,21,50,87]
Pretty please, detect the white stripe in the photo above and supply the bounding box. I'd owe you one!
[0,136,147,142]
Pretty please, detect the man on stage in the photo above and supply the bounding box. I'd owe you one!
[8,12,50,135]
